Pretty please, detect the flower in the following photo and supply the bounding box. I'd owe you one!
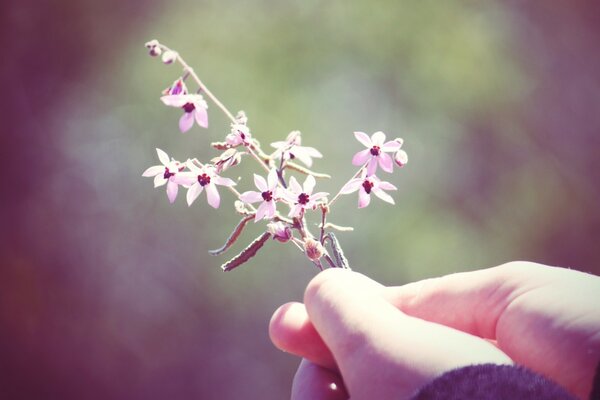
[225,123,252,147]
[239,169,280,222]
[161,79,208,133]
[392,138,408,167]
[267,222,292,243]
[181,163,236,208]
[285,175,328,218]
[142,148,186,204]
[340,172,397,208]
[352,131,402,176]
[271,131,322,167]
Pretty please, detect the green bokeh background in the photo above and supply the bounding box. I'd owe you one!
[3,1,599,398]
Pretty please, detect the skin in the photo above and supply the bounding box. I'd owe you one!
[269,262,600,400]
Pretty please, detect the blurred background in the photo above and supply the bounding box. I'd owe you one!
[1,0,599,398]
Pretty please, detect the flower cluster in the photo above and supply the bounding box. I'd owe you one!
[142,40,408,272]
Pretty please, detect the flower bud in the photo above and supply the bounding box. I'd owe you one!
[149,46,162,57]
[162,50,177,64]
[268,222,292,243]
[303,238,324,261]
[393,149,408,167]
[144,39,160,49]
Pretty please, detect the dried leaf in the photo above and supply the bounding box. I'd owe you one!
[286,162,331,179]
[325,233,350,269]
[221,232,271,272]
[322,223,354,232]
[209,215,255,256]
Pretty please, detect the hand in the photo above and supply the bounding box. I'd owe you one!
[269,262,600,399]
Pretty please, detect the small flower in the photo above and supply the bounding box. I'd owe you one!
[211,148,242,173]
[161,80,208,133]
[352,131,402,176]
[239,169,279,222]
[267,222,292,243]
[340,172,397,208]
[392,138,408,167]
[182,163,236,208]
[226,123,252,147]
[145,39,161,56]
[285,175,328,218]
[271,131,322,167]
[142,148,186,204]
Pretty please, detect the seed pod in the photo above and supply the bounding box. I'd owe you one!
[304,238,325,261]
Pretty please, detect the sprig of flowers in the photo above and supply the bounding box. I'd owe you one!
[142,39,408,272]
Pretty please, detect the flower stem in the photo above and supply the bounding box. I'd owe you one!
[159,44,237,124]
[327,163,367,208]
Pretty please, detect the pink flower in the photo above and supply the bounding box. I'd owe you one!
[284,175,328,218]
[181,163,236,208]
[271,131,322,167]
[161,79,208,133]
[239,169,280,222]
[142,148,185,204]
[352,131,401,176]
[226,124,252,147]
[340,172,397,208]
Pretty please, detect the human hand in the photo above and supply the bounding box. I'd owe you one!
[270,262,600,399]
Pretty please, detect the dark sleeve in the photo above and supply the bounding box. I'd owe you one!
[410,364,579,400]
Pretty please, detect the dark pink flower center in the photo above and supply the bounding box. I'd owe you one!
[163,168,175,179]
[298,193,310,205]
[198,173,211,186]
[362,180,374,194]
[183,103,196,113]
[370,146,381,156]
[238,130,246,140]
[261,191,273,202]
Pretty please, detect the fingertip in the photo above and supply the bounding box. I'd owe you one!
[269,302,307,352]
[269,301,336,369]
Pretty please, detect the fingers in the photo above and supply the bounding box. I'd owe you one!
[303,268,512,399]
[269,302,336,369]
[291,359,348,400]
[382,261,553,339]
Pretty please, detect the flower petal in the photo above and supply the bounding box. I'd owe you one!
[161,95,186,107]
[174,172,197,187]
[340,178,362,194]
[367,157,378,176]
[288,204,303,218]
[352,149,371,166]
[293,148,314,167]
[239,191,263,204]
[303,175,316,194]
[371,131,386,146]
[166,180,179,204]
[179,112,194,133]
[186,183,203,206]
[194,107,209,128]
[378,153,394,173]
[358,189,371,208]
[143,165,164,177]
[310,192,329,202]
[382,140,401,152]
[156,148,170,166]
[154,174,167,188]
[354,131,372,148]
[267,168,279,190]
[289,176,302,194]
[206,183,221,208]
[373,187,395,205]
[254,174,268,192]
[265,201,276,220]
[255,201,269,222]
[377,181,397,191]
[214,176,236,187]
